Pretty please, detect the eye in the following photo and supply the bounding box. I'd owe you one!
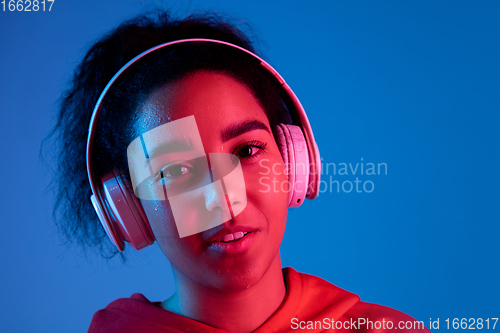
[234,140,267,161]
[238,146,255,158]
[156,161,194,183]
[162,164,190,178]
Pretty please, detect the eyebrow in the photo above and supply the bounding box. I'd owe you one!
[221,120,271,143]
[142,136,194,160]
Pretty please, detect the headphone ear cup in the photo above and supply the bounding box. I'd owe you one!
[275,124,310,208]
[99,170,155,250]
[91,193,123,251]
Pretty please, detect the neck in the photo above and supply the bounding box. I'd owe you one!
[162,254,286,333]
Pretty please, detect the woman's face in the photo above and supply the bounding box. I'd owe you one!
[132,71,289,291]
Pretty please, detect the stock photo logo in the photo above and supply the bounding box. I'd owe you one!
[316,158,388,194]
[127,115,247,238]
[258,157,388,195]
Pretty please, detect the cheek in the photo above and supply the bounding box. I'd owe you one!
[245,154,289,196]
[140,199,209,276]
[243,156,289,224]
[140,199,175,235]
[139,199,183,256]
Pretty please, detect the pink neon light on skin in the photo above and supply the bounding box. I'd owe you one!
[134,71,289,332]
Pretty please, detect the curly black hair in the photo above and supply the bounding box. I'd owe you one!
[45,10,292,259]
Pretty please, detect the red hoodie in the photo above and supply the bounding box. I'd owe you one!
[88,267,430,332]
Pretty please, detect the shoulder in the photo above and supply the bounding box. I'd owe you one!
[283,267,361,315]
[284,267,430,332]
[284,267,359,302]
[90,293,156,317]
[87,294,179,333]
[87,294,225,333]
[345,301,430,332]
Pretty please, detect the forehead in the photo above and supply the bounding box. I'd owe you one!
[133,71,269,136]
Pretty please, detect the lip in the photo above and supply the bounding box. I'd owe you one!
[207,230,257,255]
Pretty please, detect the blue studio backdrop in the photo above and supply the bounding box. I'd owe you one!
[0,1,498,332]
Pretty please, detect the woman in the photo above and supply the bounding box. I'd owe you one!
[52,10,429,333]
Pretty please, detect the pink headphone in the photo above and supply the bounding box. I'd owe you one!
[87,39,321,251]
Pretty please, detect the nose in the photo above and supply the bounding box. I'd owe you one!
[204,179,245,212]
[204,180,230,212]
[167,152,248,238]
[225,181,244,209]
[204,153,247,217]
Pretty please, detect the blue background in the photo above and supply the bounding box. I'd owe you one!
[1,0,499,332]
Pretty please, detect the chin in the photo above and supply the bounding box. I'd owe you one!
[201,260,270,292]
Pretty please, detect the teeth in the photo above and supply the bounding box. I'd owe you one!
[219,231,248,242]
[223,234,234,242]
[234,231,244,240]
